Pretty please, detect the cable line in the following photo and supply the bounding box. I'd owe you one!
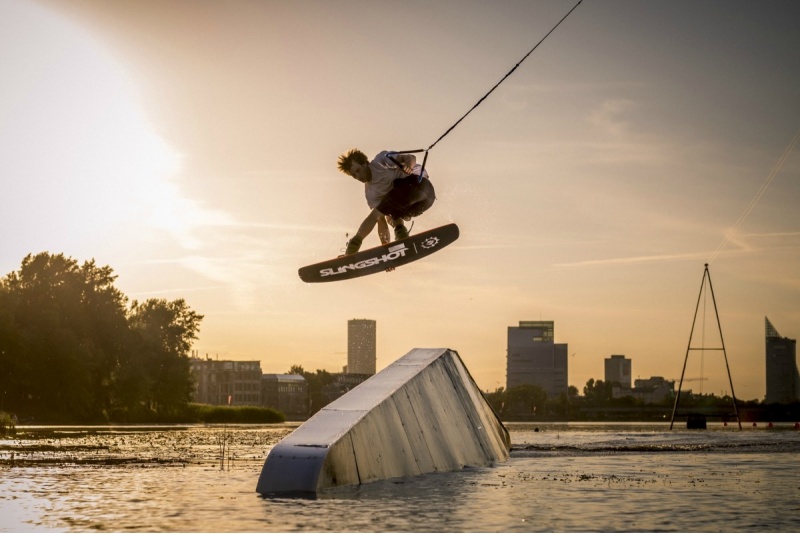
[428,0,583,153]
[396,0,584,178]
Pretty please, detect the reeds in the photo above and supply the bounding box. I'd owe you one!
[0,411,16,436]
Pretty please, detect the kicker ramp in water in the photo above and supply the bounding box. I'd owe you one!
[256,348,510,495]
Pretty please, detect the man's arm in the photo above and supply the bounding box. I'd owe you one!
[397,153,416,174]
[387,152,416,174]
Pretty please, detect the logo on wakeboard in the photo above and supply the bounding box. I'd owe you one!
[420,237,440,249]
[320,243,409,277]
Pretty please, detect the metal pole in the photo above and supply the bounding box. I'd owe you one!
[670,265,708,429]
[704,264,743,430]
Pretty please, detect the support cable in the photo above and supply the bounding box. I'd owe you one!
[427,0,583,154]
[394,0,584,179]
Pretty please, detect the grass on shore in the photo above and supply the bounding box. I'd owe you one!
[0,411,16,435]
[188,404,285,424]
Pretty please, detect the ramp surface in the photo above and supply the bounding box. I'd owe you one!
[256,348,510,495]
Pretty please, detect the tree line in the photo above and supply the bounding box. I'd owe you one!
[485,379,675,421]
[288,365,337,415]
[485,379,799,422]
[0,252,203,423]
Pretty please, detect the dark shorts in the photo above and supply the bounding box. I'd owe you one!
[377,176,436,219]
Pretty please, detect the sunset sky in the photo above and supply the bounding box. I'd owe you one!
[3,0,799,400]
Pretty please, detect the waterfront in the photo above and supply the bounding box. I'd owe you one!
[2,423,799,532]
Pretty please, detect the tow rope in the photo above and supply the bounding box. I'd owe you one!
[394,0,584,179]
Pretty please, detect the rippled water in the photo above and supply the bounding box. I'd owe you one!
[2,422,799,532]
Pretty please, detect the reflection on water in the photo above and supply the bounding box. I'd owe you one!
[2,423,799,532]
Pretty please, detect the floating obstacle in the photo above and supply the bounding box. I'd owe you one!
[256,348,510,495]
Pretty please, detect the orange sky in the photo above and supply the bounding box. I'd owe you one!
[3,0,800,400]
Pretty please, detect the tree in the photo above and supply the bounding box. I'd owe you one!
[484,387,506,415]
[126,298,203,418]
[0,253,129,421]
[583,378,613,407]
[506,384,548,418]
[287,365,336,415]
[0,252,204,423]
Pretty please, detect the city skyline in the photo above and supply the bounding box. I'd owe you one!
[3,1,799,401]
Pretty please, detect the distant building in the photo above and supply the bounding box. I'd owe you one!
[348,319,377,375]
[506,321,568,398]
[190,357,263,406]
[605,355,632,398]
[605,355,632,389]
[321,373,372,405]
[765,317,799,404]
[632,376,675,404]
[261,374,308,418]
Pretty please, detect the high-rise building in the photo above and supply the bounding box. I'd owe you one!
[765,317,799,404]
[605,355,632,389]
[348,319,376,375]
[506,320,568,398]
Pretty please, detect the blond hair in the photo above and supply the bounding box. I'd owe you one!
[337,149,368,174]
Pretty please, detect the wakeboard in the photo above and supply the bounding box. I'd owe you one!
[299,223,459,283]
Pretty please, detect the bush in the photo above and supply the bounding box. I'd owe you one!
[188,404,285,424]
[0,411,16,435]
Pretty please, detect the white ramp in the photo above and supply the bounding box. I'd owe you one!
[256,348,510,495]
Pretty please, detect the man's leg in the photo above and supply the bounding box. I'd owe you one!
[393,221,409,240]
[384,214,409,239]
[346,209,382,254]
[378,177,435,241]
[407,179,435,217]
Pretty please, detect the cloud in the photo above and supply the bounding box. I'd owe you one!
[553,251,708,268]
[741,231,800,238]
[589,98,639,136]
[707,128,800,262]
[556,229,800,270]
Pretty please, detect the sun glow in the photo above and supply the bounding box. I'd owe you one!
[1,1,233,260]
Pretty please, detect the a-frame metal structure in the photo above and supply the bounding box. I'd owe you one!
[670,264,742,430]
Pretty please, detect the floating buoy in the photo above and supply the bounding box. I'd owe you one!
[752,422,758,427]
[794,422,799,430]
[767,422,774,428]
[723,421,728,427]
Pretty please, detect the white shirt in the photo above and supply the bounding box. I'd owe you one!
[364,151,429,209]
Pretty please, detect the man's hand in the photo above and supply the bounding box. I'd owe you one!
[400,154,416,174]
[389,153,416,175]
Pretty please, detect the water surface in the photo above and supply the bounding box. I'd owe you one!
[2,423,798,532]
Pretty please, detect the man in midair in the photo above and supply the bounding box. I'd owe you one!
[337,149,436,255]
